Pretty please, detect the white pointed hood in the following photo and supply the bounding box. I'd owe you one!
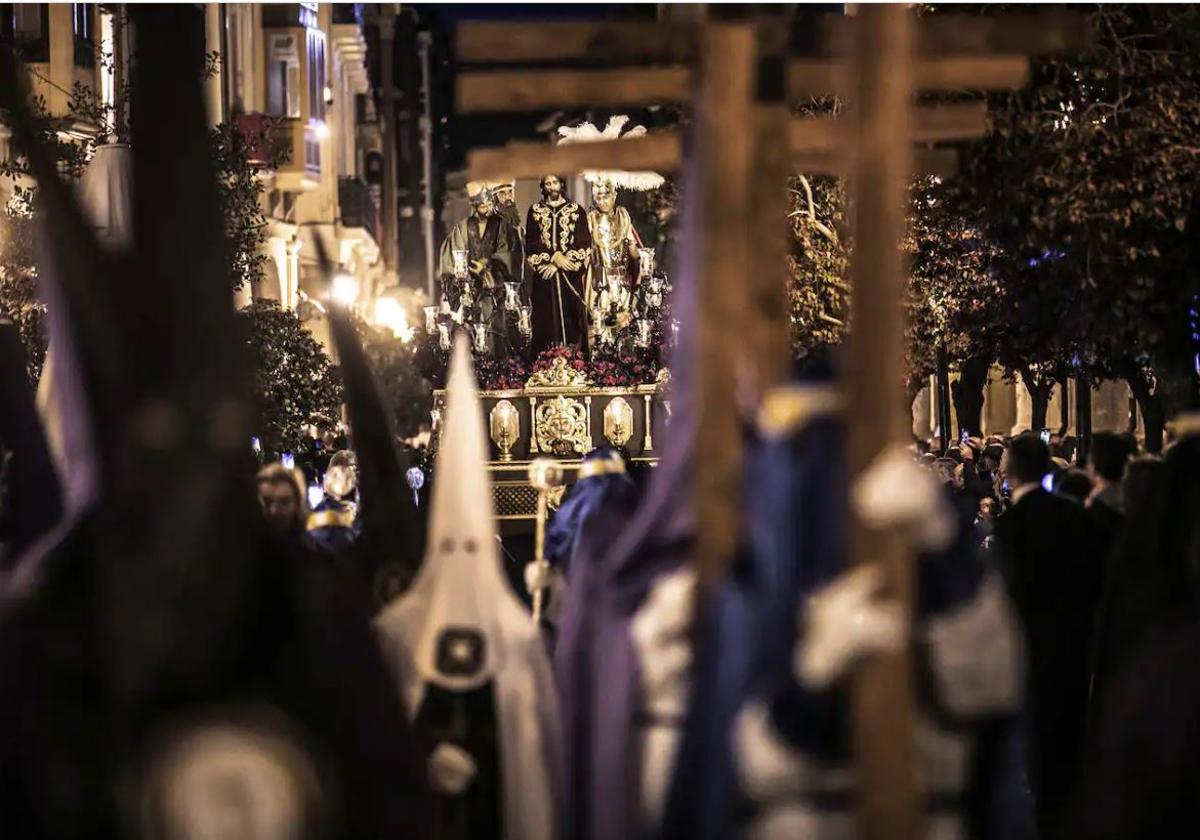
[376,335,561,840]
[385,334,526,692]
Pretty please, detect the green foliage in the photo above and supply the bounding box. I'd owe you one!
[0,48,286,386]
[356,318,434,439]
[239,300,342,459]
[904,176,1004,387]
[787,174,851,359]
[0,211,45,384]
[960,4,1200,411]
[209,120,289,290]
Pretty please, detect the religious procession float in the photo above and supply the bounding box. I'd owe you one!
[414,118,673,530]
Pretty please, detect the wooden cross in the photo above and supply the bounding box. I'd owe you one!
[451,11,1086,839]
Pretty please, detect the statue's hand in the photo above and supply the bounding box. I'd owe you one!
[538,264,558,279]
[428,743,478,795]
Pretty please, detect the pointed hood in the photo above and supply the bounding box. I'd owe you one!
[36,143,133,517]
[377,336,560,840]
[322,241,424,597]
[383,334,522,693]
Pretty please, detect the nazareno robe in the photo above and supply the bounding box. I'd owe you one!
[525,199,592,356]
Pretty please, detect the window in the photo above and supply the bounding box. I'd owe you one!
[2,4,50,63]
[266,33,300,118]
[306,28,326,125]
[73,3,94,68]
[98,8,115,131]
[226,7,243,113]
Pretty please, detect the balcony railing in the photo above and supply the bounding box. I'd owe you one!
[339,177,379,244]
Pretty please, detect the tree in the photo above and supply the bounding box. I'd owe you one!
[787,174,851,360]
[905,175,1007,435]
[0,211,44,385]
[1,43,285,374]
[960,4,1200,448]
[239,300,342,459]
[357,319,433,439]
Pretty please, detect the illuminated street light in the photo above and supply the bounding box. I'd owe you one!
[331,273,359,306]
[375,296,415,342]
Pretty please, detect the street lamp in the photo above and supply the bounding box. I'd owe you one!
[374,296,414,342]
[331,273,359,306]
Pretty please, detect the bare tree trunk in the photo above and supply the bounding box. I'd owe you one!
[952,354,990,437]
[1019,367,1052,433]
[1124,366,1165,453]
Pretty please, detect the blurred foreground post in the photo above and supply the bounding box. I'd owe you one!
[845,7,922,840]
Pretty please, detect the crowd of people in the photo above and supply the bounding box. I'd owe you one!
[911,424,1200,837]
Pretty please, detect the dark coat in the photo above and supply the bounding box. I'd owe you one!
[992,488,1104,834]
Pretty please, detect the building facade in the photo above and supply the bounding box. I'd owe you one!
[221,2,389,349]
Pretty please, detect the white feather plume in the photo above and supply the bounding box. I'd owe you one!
[555,116,665,192]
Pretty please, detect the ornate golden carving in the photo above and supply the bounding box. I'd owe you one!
[603,396,634,448]
[525,356,592,390]
[489,400,520,461]
[534,395,591,456]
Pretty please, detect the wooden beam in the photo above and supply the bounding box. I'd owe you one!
[456,67,690,113]
[464,135,958,183]
[466,132,682,182]
[845,6,922,840]
[456,21,696,64]
[795,148,958,179]
[455,15,1087,64]
[789,55,1028,96]
[693,23,753,593]
[791,102,988,157]
[826,13,1090,57]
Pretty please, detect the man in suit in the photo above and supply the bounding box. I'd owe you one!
[1085,432,1130,554]
[992,433,1103,839]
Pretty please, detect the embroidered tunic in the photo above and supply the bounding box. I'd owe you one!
[525,199,592,356]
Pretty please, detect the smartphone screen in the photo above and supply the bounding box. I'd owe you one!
[1039,429,1051,444]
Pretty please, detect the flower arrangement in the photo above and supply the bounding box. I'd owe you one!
[532,345,588,374]
[589,355,657,387]
[476,355,530,390]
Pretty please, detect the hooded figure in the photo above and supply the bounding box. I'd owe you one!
[0,13,430,838]
[306,449,360,555]
[376,335,559,840]
[321,273,427,607]
[37,142,131,520]
[0,319,61,567]
[554,158,704,840]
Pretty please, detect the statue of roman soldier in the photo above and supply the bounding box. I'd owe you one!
[525,174,592,356]
[555,117,665,356]
[586,179,643,348]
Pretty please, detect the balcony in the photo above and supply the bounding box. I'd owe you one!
[339,177,379,245]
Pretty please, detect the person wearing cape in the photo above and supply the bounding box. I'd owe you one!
[0,318,61,569]
[306,450,361,556]
[0,12,431,838]
[659,360,1027,840]
[376,335,560,840]
[523,446,640,638]
[553,162,703,840]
